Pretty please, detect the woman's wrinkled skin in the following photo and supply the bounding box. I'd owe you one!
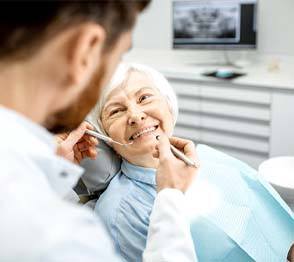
[101,71,174,168]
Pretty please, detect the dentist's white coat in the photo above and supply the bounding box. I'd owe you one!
[0,107,196,262]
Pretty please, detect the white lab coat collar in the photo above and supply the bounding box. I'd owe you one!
[0,106,84,198]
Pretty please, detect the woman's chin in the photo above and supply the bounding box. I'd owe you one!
[134,144,156,154]
[130,138,157,153]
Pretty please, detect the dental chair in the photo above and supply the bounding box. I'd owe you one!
[74,140,121,207]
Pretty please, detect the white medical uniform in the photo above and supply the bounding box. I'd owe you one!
[0,107,196,262]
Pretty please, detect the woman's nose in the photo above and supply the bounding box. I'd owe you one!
[127,109,146,126]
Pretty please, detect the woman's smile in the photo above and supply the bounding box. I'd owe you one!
[129,125,159,141]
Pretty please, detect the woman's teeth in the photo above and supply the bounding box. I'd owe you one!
[131,126,157,140]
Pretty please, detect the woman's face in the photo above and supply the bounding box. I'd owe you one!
[101,71,174,166]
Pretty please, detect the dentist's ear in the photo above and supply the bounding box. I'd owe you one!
[66,23,106,90]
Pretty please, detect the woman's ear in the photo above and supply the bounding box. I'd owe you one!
[66,23,106,90]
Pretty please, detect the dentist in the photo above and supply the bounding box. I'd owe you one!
[0,1,198,261]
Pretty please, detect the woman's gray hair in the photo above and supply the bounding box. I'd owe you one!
[87,62,178,135]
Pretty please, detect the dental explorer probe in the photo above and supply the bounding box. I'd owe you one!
[85,130,133,146]
[86,130,197,167]
[156,135,198,168]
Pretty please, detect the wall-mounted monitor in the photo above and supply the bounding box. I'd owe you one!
[173,0,257,49]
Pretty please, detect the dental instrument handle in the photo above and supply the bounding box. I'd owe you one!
[85,129,113,143]
[170,144,198,168]
[85,129,133,146]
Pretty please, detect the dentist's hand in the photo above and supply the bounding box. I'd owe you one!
[155,135,199,193]
[55,122,98,164]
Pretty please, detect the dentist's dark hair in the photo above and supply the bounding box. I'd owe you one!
[0,0,150,61]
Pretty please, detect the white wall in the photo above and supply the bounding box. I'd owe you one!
[133,0,294,56]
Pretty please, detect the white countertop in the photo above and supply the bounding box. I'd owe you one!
[124,49,294,91]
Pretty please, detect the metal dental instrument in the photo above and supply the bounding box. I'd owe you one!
[85,130,133,146]
[156,135,198,168]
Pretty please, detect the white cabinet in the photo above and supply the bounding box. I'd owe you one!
[270,92,294,157]
[168,78,294,168]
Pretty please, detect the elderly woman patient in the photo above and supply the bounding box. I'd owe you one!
[91,63,294,262]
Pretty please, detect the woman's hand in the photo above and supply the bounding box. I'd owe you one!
[155,135,199,193]
[55,122,98,164]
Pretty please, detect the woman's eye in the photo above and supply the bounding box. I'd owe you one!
[139,94,152,103]
[109,109,122,116]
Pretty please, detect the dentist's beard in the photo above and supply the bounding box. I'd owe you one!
[44,61,106,134]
